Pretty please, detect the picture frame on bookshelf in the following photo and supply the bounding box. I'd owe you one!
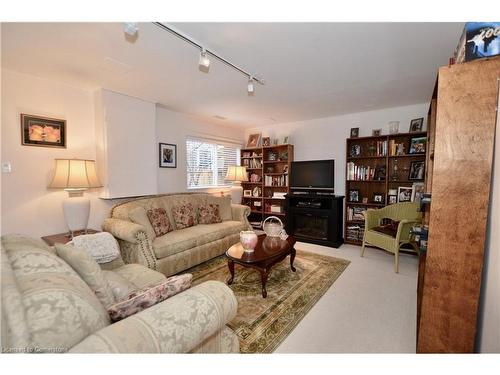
[412,182,425,202]
[282,136,290,145]
[350,144,362,157]
[262,137,271,147]
[350,127,359,138]
[409,136,427,154]
[409,118,424,133]
[243,190,252,197]
[374,165,386,181]
[373,193,384,204]
[252,186,262,197]
[409,160,425,180]
[246,133,262,148]
[348,189,360,202]
[372,129,382,136]
[362,197,368,204]
[398,186,414,202]
[388,194,398,204]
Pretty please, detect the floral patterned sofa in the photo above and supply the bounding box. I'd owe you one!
[1,234,239,353]
[103,193,251,276]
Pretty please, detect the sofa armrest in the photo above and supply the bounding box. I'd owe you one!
[396,219,420,243]
[231,204,250,223]
[102,218,146,244]
[69,281,238,353]
[364,208,382,230]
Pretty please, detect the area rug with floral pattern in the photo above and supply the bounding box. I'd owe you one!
[187,249,350,353]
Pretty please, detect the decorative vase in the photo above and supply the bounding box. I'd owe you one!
[240,231,258,252]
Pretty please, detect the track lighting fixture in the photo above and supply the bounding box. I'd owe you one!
[198,49,210,72]
[124,22,139,36]
[247,77,255,95]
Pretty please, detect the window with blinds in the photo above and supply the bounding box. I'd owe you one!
[186,137,240,189]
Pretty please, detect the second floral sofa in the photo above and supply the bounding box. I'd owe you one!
[103,193,251,276]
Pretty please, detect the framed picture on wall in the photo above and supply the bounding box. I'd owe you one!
[159,143,177,168]
[21,114,66,148]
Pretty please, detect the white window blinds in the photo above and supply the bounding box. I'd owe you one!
[186,137,240,189]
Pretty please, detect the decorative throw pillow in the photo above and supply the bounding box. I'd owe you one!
[146,207,173,237]
[206,195,232,221]
[55,243,116,308]
[107,273,193,322]
[198,203,222,224]
[102,270,137,302]
[129,206,157,240]
[172,203,197,229]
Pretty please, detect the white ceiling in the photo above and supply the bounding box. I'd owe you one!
[1,22,463,127]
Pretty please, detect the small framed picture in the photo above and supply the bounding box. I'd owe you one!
[372,129,382,137]
[243,190,252,197]
[409,160,425,180]
[282,136,290,145]
[409,136,427,154]
[374,165,386,181]
[246,133,262,148]
[348,189,360,202]
[262,137,271,147]
[350,144,362,157]
[252,186,262,197]
[412,182,425,202]
[21,114,66,148]
[362,197,368,203]
[398,186,414,203]
[159,143,177,168]
[350,127,359,138]
[373,193,384,204]
[409,118,424,133]
[388,195,398,204]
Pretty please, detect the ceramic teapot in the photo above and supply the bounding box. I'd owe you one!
[263,216,284,237]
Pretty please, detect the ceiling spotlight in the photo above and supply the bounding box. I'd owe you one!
[247,77,255,95]
[199,49,210,72]
[124,22,139,36]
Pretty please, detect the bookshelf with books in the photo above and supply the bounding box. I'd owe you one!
[241,144,294,229]
[345,131,427,245]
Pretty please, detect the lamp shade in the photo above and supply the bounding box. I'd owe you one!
[48,159,102,190]
[225,165,248,182]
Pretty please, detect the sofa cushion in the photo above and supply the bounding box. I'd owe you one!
[107,274,192,322]
[102,270,137,301]
[192,221,247,247]
[198,203,222,224]
[113,264,167,289]
[172,203,197,229]
[56,243,116,308]
[129,206,156,240]
[146,207,173,237]
[152,229,198,259]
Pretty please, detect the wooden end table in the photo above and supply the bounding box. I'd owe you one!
[41,229,100,246]
[225,234,296,298]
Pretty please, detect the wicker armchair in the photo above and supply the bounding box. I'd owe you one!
[360,202,422,273]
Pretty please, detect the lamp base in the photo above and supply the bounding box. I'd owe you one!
[229,181,243,204]
[63,194,90,238]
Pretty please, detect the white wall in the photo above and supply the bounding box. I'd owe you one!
[156,106,244,194]
[1,69,111,237]
[245,103,429,196]
[478,87,500,353]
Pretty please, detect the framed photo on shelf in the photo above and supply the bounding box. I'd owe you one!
[409,118,424,133]
[348,189,360,202]
[243,190,252,197]
[412,182,425,202]
[350,144,362,157]
[21,114,66,148]
[262,137,271,147]
[373,193,384,204]
[409,136,427,154]
[246,133,262,148]
[409,160,425,180]
[282,135,290,145]
[388,195,398,204]
[159,143,177,168]
[350,127,359,138]
[374,165,386,181]
[372,129,382,136]
[362,197,368,203]
[252,186,262,197]
[398,186,414,202]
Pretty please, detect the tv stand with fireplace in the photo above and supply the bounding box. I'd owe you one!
[284,191,344,248]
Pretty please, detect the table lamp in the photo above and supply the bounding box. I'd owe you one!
[48,158,103,238]
[225,165,248,204]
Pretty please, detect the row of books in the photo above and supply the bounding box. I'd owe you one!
[242,158,262,168]
[388,140,406,156]
[346,162,380,181]
[346,224,365,242]
[346,206,367,221]
[374,140,388,156]
[264,174,288,187]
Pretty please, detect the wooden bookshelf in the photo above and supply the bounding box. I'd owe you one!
[345,131,428,245]
[241,144,294,229]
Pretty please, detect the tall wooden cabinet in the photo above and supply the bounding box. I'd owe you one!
[417,56,500,353]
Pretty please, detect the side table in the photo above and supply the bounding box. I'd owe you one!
[41,229,100,246]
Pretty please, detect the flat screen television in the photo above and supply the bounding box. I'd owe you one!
[290,159,335,190]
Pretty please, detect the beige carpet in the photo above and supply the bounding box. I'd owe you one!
[187,249,350,353]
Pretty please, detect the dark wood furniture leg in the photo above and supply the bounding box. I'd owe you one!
[227,259,235,285]
[290,248,296,272]
[259,269,268,298]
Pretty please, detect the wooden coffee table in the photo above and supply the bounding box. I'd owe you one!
[225,234,297,298]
